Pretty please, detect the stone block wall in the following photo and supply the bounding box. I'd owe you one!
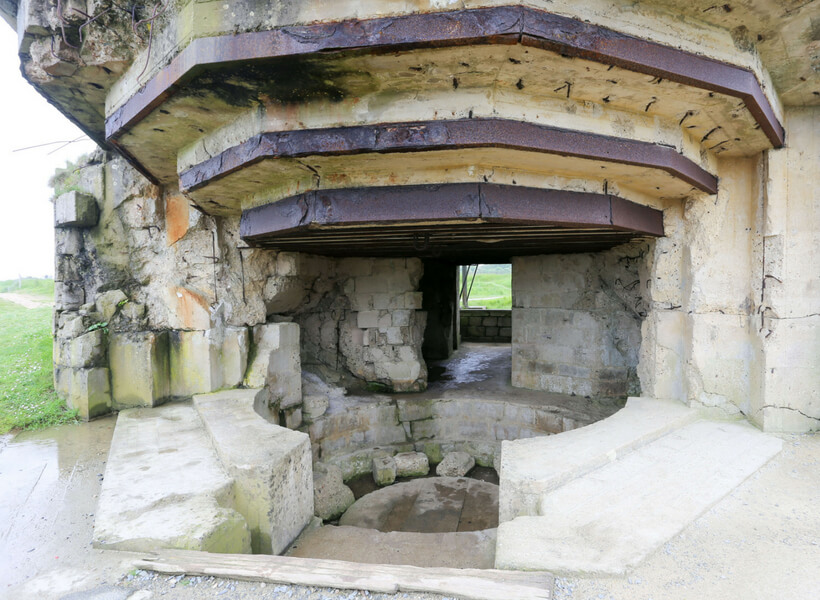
[46,133,819,433]
[50,152,431,419]
[460,309,512,343]
[307,394,596,480]
[512,243,648,398]
[274,255,428,392]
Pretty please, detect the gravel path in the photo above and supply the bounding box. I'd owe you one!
[0,292,51,308]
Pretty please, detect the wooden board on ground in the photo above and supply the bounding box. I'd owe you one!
[135,549,552,600]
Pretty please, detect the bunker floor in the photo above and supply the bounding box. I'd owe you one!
[1,410,818,599]
[370,342,624,417]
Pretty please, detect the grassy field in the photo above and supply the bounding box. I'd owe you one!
[0,291,76,434]
[0,277,55,302]
[461,264,512,309]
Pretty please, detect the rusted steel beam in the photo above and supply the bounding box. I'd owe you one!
[181,118,717,195]
[239,183,663,260]
[106,5,784,149]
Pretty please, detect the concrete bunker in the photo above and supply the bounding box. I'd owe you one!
[6,0,817,583]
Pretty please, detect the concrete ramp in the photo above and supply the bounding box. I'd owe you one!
[496,412,782,575]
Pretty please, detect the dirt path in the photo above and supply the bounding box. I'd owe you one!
[0,293,51,308]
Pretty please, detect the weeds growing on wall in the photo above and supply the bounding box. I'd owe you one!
[0,299,77,434]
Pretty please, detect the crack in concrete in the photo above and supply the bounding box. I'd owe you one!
[756,405,820,422]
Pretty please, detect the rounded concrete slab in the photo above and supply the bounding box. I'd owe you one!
[339,476,498,533]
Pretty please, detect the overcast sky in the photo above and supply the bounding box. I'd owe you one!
[0,24,98,281]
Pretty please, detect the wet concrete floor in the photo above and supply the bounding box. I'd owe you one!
[351,342,624,424]
[0,417,142,598]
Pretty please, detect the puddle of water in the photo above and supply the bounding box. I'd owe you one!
[0,418,116,590]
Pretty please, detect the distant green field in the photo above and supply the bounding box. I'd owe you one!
[0,294,76,434]
[461,265,512,309]
[0,277,55,302]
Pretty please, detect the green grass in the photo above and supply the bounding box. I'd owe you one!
[0,299,77,434]
[0,277,55,302]
[461,265,512,309]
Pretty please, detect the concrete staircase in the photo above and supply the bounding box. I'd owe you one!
[495,397,783,575]
[93,389,313,555]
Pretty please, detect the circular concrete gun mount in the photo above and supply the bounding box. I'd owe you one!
[288,477,500,569]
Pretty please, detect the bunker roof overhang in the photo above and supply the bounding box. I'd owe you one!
[239,184,664,262]
[6,2,803,257]
[101,5,783,197]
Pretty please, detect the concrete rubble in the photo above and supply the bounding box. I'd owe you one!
[312,462,356,522]
[436,452,476,478]
[394,452,430,478]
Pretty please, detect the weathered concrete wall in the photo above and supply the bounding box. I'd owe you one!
[755,107,820,432]
[681,157,762,420]
[460,310,512,344]
[51,153,429,418]
[511,242,649,398]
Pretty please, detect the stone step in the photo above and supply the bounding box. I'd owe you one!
[495,419,782,575]
[192,389,314,555]
[499,396,698,521]
[92,403,251,554]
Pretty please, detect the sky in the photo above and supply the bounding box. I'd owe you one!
[0,23,98,281]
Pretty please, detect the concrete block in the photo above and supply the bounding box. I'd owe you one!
[55,190,99,228]
[169,330,223,397]
[66,367,111,420]
[193,389,313,554]
[93,404,251,554]
[95,289,128,322]
[110,331,170,408]
[245,323,301,408]
[68,329,106,368]
[395,452,429,477]
[221,326,249,388]
[55,281,85,310]
[436,452,475,477]
[396,398,435,422]
[372,454,397,486]
[303,394,329,421]
[392,310,413,326]
[313,462,355,521]
[357,311,380,329]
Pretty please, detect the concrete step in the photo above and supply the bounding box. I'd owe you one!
[495,419,782,574]
[93,403,251,553]
[94,390,314,556]
[499,396,699,521]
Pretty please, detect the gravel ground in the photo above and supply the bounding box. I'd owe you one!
[64,571,455,600]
